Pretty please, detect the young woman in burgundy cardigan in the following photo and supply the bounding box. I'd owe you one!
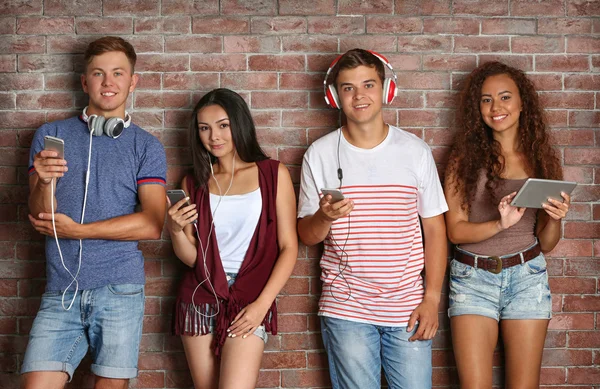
[444,62,571,389]
[166,88,298,389]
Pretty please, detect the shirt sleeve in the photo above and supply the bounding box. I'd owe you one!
[137,135,167,187]
[417,144,449,218]
[28,124,52,176]
[297,149,321,219]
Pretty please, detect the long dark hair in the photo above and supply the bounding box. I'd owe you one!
[189,88,269,187]
[446,61,562,212]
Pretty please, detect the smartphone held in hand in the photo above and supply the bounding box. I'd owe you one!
[321,188,345,203]
[44,136,64,159]
[166,189,189,209]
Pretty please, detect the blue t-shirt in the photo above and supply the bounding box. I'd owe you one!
[28,116,167,292]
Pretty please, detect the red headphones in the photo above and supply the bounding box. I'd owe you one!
[323,50,398,109]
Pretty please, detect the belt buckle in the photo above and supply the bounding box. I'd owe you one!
[488,256,502,274]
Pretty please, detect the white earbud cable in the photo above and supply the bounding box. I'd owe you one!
[191,152,236,318]
[53,129,94,310]
[50,177,79,311]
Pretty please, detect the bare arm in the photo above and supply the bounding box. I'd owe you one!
[444,165,525,244]
[167,176,199,267]
[228,164,299,337]
[28,150,68,216]
[84,184,166,240]
[407,214,447,341]
[536,212,561,253]
[297,209,332,246]
[29,174,55,217]
[535,192,570,253]
[297,196,354,246]
[29,184,166,241]
[422,214,448,303]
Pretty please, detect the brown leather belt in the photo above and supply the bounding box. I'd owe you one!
[454,244,541,274]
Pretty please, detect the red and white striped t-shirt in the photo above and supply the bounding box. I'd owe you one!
[298,126,448,326]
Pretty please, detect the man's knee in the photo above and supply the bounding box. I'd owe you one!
[21,371,68,389]
[94,377,129,389]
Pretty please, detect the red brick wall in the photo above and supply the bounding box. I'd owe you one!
[1,1,599,388]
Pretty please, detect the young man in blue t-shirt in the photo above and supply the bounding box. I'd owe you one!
[22,36,167,389]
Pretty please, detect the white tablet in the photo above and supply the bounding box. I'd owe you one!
[510,178,577,209]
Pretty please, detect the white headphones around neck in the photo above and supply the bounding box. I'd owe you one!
[81,106,131,139]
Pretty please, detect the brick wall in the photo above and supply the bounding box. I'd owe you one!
[1,1,599,388]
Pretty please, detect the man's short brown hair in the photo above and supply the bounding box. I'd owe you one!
[328,48,385,88]
[84,36,137,73]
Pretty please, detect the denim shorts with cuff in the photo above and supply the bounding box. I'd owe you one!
[21,283,145,381]
[211,272,267,343]
[448,244,552,321]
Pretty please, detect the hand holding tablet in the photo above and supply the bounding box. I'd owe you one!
[510,178,576,209]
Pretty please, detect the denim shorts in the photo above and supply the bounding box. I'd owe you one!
[448,249,552,321]
[321,316,432,389]
[209,273,267,343]
[21,284,145,381]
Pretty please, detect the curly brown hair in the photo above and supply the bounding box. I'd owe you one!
[446,61,562,212]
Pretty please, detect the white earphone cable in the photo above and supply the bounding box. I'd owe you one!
[191,152,236,318]
[55,129,94,310]
[50,177,79,311]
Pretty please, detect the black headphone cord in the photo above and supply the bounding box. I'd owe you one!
[329,127,351,303]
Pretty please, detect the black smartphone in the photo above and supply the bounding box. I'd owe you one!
[166,189,189,209]
[44,135,64,159]
[167,189,197,225]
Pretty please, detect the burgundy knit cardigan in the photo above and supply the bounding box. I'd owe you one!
[173,159,280,355]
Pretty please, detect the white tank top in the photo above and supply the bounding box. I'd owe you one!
[209,188,262,273]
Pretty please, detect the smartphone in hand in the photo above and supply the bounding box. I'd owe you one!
[44,136,64,159]
[321,188,345,203]
[166,189,189,209]
[167,189,197,226]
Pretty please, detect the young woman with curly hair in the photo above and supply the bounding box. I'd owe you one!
[444,62,571,388]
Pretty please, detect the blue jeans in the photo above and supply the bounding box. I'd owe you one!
[320,316,432,389]
[21,284,145,381]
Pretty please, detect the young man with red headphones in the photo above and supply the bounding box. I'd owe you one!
[23,37,166,389]
[298,49,448,388]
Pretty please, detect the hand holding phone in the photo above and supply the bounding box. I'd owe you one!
[166,189,197,228]
[44,136,64,159]
[166,189,189,209]
[34,136,67,183]
[321,188,345,203]
[319,188,353,222]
